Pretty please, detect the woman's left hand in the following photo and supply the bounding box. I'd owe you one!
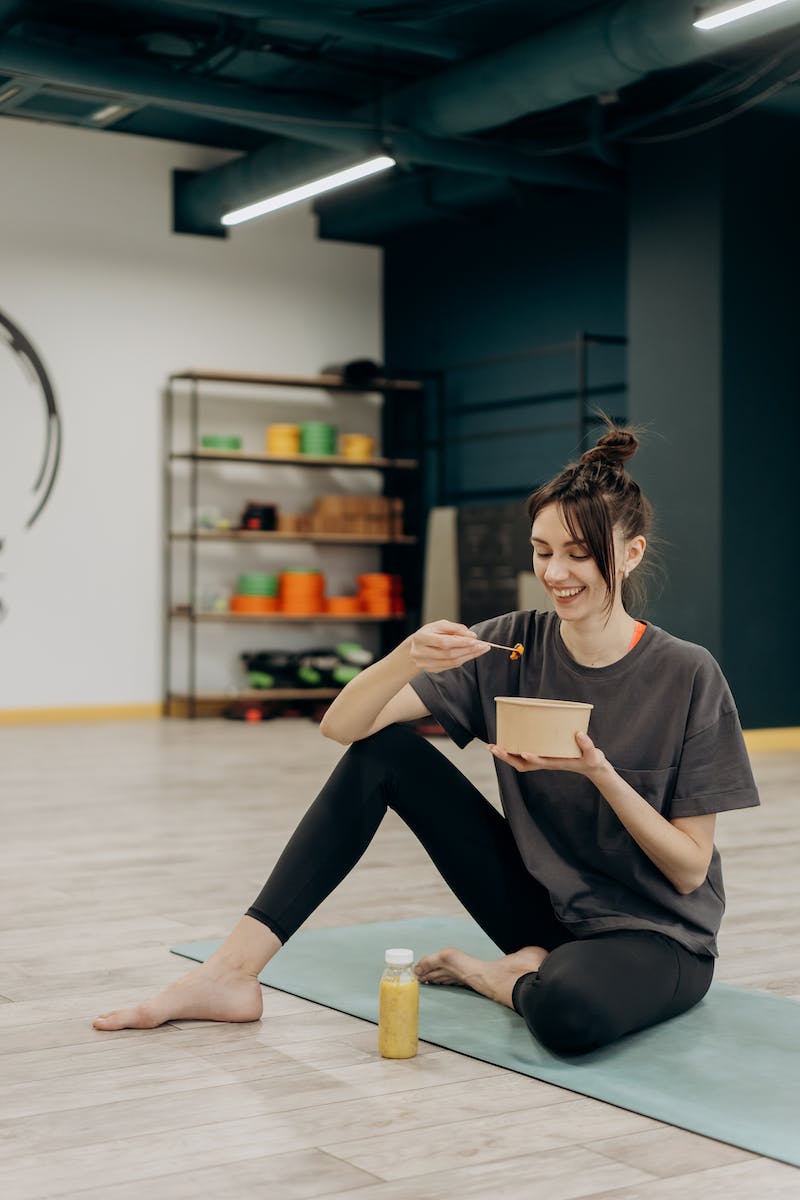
[489,730,608,779]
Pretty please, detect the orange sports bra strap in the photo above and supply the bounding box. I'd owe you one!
[628,621,647,652]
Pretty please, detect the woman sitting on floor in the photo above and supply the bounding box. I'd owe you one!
[94,422,759,1055]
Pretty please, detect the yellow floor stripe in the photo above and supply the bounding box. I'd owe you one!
[0,704,797,749]
[742,727,800,753]
[0,704,162,725]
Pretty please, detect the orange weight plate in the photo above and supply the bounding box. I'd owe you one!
[229,595,279,613]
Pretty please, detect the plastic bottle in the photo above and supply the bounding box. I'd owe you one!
[378,948,419,1059]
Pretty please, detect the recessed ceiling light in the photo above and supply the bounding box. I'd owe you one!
[89,103,129,124]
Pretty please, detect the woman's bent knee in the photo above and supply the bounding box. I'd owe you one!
[514,960,614,1056]
[348,723,441,777]
[351,723,422,751]
[347,722,434,767]
[340,724,433,811]
[513,932,709,1056]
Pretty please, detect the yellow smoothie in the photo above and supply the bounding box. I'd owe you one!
[378,975,419,1058]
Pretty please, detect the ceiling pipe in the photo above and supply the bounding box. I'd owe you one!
[6,0,798,232]
[314,169,520,245]
[175,120,613,235]
[159,0,463,61]
[389,0,800,136]
[0,33,615,234]
[176,0,800,228]
[0,33,352,128]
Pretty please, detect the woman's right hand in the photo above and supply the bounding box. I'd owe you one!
[407,620,491,675]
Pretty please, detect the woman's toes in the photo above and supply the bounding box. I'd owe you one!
[92,1012,121,1030]
[414,948,473,988]
[92,1003,161,1031]
[416,947,456,975]
[93,1010,128,1031]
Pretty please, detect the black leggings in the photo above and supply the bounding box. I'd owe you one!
[247,725,714,1056]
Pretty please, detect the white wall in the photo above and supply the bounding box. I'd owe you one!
[0,117,383,708]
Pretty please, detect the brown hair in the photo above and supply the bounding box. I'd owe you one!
[525,421,655,616]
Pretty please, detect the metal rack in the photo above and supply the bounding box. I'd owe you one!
[164,369,424,717]
[431,332,627,504]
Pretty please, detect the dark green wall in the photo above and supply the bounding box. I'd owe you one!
[383,189,628,506]
[721,115,799,727]
[627,131,724,657]
[628,113,800,728]
[376,113,798,727]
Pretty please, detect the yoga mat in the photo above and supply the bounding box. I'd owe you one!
[172,916,800,1168]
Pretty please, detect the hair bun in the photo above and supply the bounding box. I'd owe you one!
[579,426,638,472]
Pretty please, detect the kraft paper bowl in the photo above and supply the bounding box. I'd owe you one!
[494,696,593,759]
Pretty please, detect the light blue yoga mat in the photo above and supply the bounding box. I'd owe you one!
[172,916,800,1168]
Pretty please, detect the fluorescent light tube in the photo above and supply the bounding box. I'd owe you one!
[90,104,130,124]
[694,0,797,30]
[221,155,396,226]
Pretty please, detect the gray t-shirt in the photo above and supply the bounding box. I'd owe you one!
[410,610,760,957]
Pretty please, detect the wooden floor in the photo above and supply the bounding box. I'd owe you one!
[1,718,798,1200]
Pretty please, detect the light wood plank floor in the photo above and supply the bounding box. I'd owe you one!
[1,719,797,1200]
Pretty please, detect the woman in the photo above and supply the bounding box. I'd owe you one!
[94,425,759,1055]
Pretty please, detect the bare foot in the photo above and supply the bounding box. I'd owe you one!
[92,959,263,1031]
[414,945,548,1008]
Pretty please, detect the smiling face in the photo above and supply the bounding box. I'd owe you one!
[531,502,635,621]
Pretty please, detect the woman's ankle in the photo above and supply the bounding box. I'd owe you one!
[210,914,282,977]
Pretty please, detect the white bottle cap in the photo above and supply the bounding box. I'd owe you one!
[385,947,414,965]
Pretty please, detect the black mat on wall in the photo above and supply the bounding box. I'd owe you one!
[457,502,533,628]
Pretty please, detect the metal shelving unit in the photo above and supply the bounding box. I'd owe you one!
[432,332,627,504]
[164,369,425,718]
[171,530,417,545]
[170,609,406,623]
[172,448,419,469]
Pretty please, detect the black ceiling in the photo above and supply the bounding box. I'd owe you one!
[1,1,799,238]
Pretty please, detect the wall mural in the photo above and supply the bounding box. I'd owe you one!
[0,309,62,622]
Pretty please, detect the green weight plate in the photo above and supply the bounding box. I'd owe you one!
[332,665,361,685]
[247,672,275,689]
[200,435,242,449]
[335,643,374,666]
[237,575,279,594]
